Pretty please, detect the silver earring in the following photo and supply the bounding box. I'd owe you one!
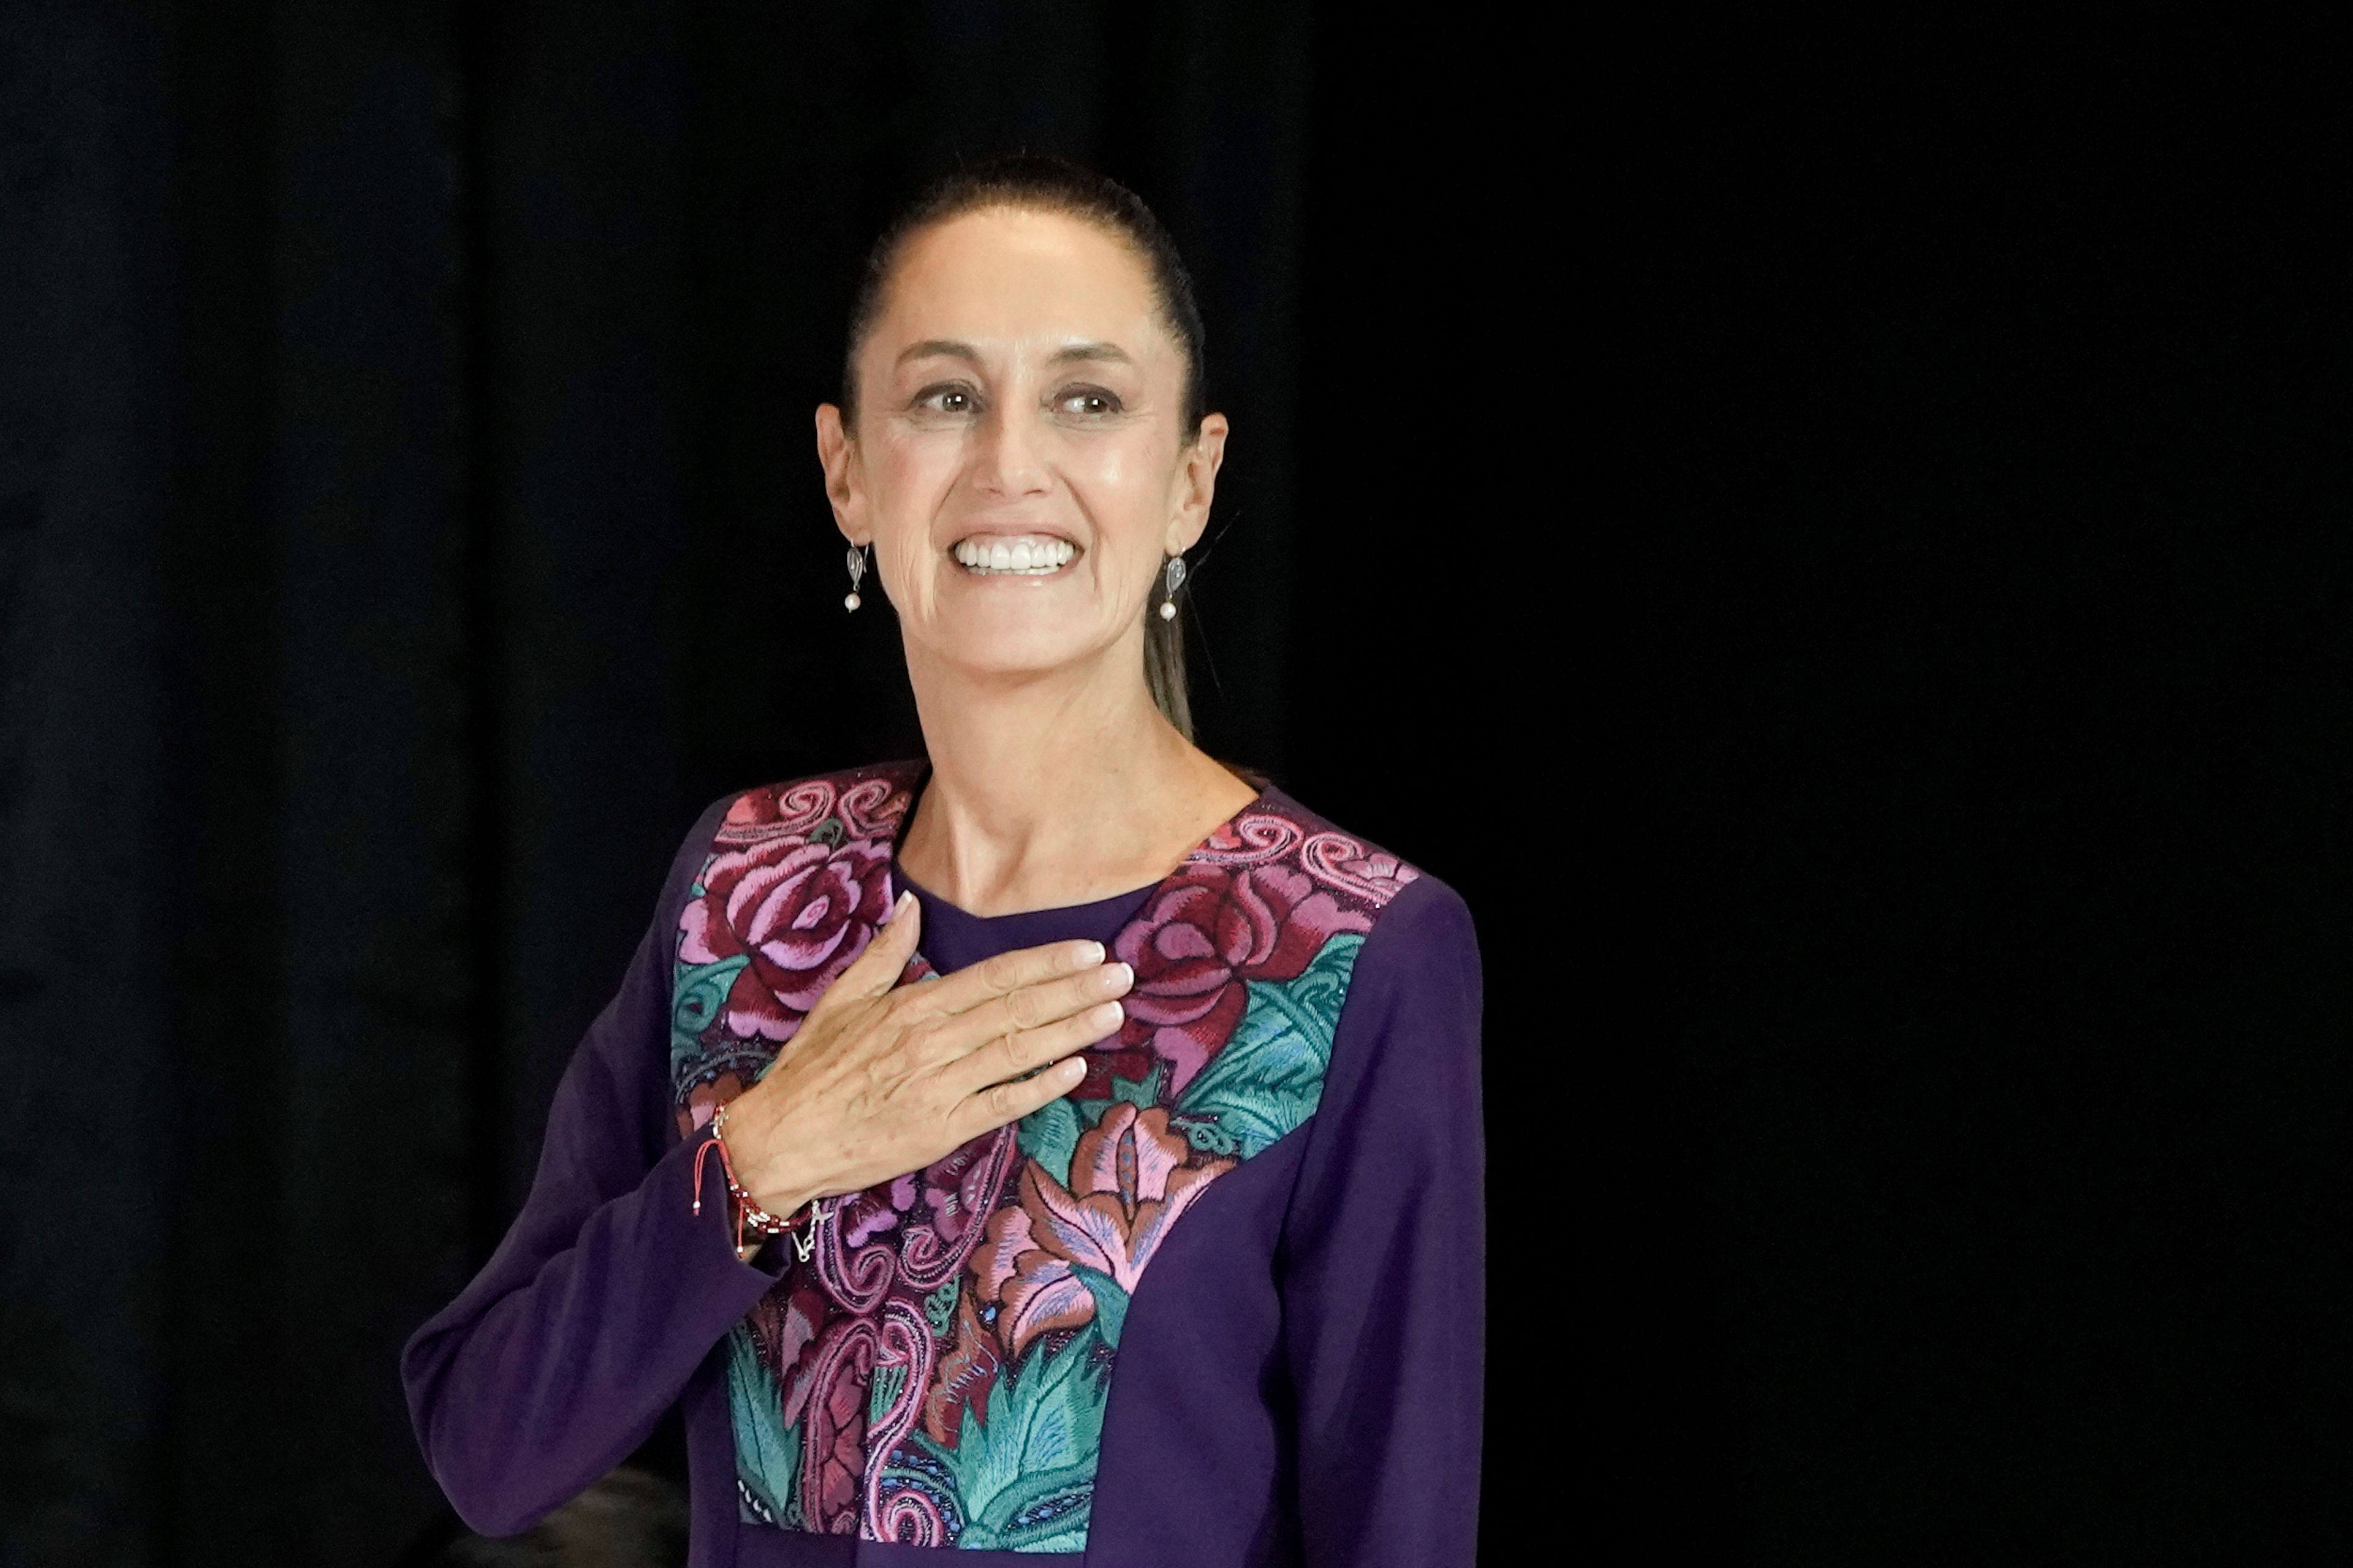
[1158,553,1186,621]
[844,544,868,612]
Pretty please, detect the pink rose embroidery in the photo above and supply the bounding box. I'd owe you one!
[680,835,895,1040]
[1112,862,1371,1093]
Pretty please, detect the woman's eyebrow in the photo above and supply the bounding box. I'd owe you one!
[1048,341,1133,366]
[895,338,982,368]
[892,339,1134,369]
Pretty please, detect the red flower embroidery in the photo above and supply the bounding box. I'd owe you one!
[680,835,895,1040]
[969,1104,1233,1364]
[1112,862,1371,1093]
[921,1288,1002,1448]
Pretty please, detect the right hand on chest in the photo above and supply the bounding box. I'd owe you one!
[716,892,1132,1218]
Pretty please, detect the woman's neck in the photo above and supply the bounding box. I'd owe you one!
[895,639,1258,917]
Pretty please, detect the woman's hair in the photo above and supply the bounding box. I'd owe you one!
[839,153,1208,739]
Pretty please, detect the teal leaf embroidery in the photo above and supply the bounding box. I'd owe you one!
[923,1279,960,1338]
[868,1362,908,1428]
[1167,1116,1241,1157]
[671,955,748,1067]
[727,1325,802,1528]
[914,1330,1109,1551]
[1107,1062,1165,1110]
[1016,1097,1084,1189]
[1075,1267,1130,1350]
[1174,933,1363,1158]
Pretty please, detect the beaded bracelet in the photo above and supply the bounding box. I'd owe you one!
[692,1102,830,1263]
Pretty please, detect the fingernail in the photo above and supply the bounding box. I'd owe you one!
[1090,1000,1124,1029]
[1061,1058,1087,1081]
[1076,940,1105,967]
[1099,961,1133,991]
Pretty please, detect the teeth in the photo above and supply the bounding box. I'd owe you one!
[953,535,1075,575]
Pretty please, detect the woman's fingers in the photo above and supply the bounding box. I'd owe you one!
[896,936,1110,1021]
[751,918,1132,1200]
[824,892,923,1006]
[922,962,1133,1063]
[947,999,1127,1101]
[950,1055,1091,1143]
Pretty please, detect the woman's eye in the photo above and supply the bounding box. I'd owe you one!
[1058,389,1122,417]
[917,385,977,414]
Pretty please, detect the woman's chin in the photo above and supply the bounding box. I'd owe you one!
[915,621,1128,686]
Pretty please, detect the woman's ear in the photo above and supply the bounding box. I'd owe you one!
[1165,412,1230,555]
[816,403,866,543]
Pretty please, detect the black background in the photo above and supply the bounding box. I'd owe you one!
[1620,20,2347,1561]
[2,6,2346,1565]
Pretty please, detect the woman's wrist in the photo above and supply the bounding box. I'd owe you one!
[710,1103,839,1266]
[712,1102,819,1225]
[706,1097,828,1233]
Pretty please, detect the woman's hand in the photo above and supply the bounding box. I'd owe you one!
[718,892,1132,1219]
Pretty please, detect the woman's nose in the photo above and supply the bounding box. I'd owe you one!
[972,404,1050,498]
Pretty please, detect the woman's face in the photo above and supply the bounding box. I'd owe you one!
[817,206,1226,690]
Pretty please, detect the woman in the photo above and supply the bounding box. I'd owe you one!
[403,155,1483,1567]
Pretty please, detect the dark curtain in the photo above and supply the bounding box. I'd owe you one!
[4,4,1534,1565]
[1620,18,2352,1564]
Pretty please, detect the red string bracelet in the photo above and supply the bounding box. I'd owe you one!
[692,1102,830,1263]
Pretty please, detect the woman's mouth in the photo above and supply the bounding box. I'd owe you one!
[952,533,1077,576]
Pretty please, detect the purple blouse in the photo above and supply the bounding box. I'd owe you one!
[402,765,1483,1566]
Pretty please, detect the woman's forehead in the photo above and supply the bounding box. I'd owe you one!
[876,208,1171,361]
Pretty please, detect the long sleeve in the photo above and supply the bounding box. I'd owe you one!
[1279,874,1487,1566]
[400,800,778,1536]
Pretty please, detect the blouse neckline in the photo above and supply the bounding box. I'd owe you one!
[881,757,1273,923]
[889,857,1163,928]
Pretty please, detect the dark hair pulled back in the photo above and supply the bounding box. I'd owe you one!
[837,156,1209,740]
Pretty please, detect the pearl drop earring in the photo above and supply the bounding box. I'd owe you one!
[844,544,868,612]
[1158,553,1186,621]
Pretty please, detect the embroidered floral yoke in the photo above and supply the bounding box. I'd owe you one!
[669,763,1416,1547]
[404,762,1485,1567]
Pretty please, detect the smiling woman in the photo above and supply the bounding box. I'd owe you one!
[401,155,1485,1567]
[821,165,1223,747]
